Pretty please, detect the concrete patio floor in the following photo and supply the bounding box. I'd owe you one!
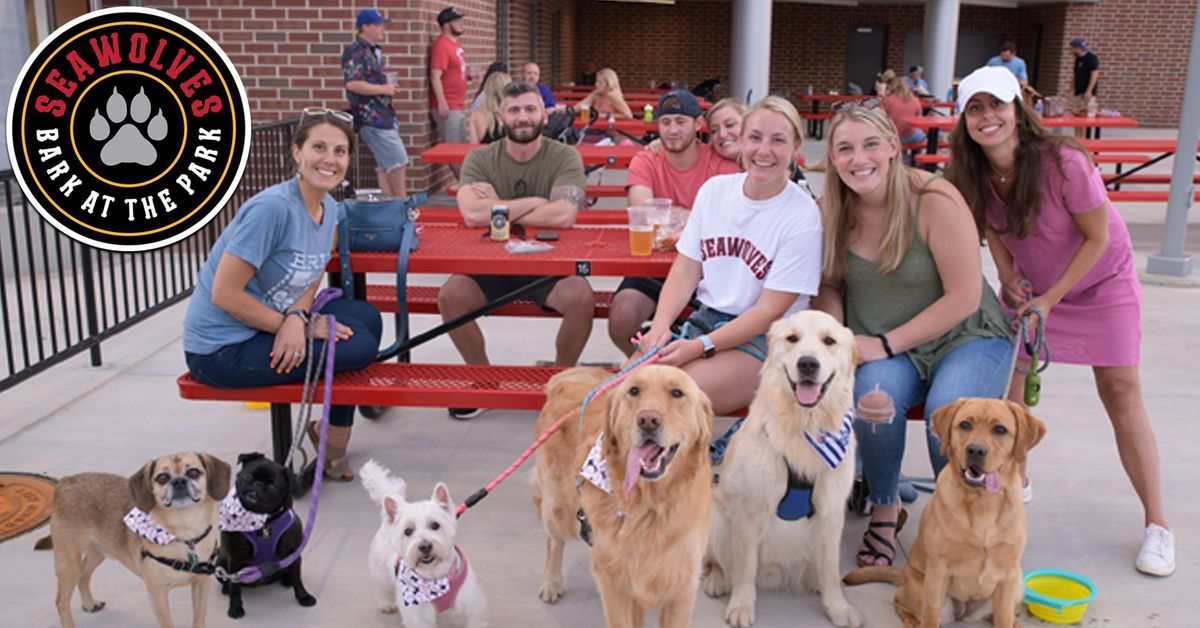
[0,127,1196,627]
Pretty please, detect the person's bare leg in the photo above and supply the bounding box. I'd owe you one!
[544,277,595,367]
[384,166,408,198]
[376,170,392,196]
[680,349,760,416]
[1094,365,1168,528]
[437,275,489,365]
[607,289,656,356]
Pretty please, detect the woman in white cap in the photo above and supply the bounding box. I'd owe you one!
[946,65,1174,577]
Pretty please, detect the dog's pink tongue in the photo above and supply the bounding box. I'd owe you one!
[624,443,658,499]
[985,471,1001,494]
[795,382,821,406]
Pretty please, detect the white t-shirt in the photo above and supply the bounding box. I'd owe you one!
[677,172,822,317]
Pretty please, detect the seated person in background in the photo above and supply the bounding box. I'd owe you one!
[523,62,558,109]
[467,71,511,144]
[440,81,593,420]
[904,65,931,96]
[705,98,750,163]
[470,61,508,113]
[880,75,927,148]
[578,67,633,120]
[633,96,822,415]
[608,90,740,356]
[183,110,382,482]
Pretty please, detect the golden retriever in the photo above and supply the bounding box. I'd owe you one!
[844,398,1046,627]
[703,310,864,628]
[531,364,713,628]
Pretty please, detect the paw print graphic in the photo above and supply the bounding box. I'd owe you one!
[89,86,169,167]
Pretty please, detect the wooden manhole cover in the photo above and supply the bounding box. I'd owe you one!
[0,473,56,544]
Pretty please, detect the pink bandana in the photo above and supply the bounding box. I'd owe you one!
[394,545,468,613]
[218,489,269,532]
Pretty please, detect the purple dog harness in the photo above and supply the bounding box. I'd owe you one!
[394,545,469,613]
[218,488,298,566]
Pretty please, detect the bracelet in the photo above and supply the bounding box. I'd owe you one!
[875,333,895,358]
[284,309,309,325]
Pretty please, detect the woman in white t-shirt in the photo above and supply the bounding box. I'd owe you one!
[635,96,823,414]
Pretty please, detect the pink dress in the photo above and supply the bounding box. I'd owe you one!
[986,146,1142,366]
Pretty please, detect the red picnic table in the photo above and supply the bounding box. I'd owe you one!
[419,142,643,169]
[798,94,869,139]
[902,114,1141,170]
[560,96,713,111]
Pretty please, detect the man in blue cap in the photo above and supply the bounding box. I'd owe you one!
[1070,37,1101,137]
[607,90,739,356]
[342,9,408,197]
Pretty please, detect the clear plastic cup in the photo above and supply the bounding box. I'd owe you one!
[626,205,655,256]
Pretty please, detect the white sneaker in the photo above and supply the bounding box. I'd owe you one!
[1135,524,1176,576]
[1021,478,1033,504]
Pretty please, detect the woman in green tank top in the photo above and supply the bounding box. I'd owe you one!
[813,106,1014,568]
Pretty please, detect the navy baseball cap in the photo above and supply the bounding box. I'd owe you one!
[656,90,703,119]
[1070,37,1088,51]
[438,6,465,26]
[356,9,388,28]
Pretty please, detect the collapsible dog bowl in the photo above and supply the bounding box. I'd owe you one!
[1023,569,1096,624]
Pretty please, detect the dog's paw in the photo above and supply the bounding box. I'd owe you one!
[538,580,564,603]
[380,604,398,614]
[702,568,730,598]
[227,604,245,620]
[826,603,865,628]
[724,602,755,627]
[81,600,105,613]
[297,593,317,607]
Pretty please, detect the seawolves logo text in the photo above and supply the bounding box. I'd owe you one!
[6,7,249,251]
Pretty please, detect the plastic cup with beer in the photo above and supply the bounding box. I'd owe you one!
[580,105,592,124]
[626,205,656,257]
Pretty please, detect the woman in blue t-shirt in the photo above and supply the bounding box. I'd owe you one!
[183,110,382,482]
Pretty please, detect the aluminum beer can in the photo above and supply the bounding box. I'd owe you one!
[490,204,510,241]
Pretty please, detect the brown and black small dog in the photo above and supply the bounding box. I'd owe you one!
[844,398,1046,627]
[36,452,231,628]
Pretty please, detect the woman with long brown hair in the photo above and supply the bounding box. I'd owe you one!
[946,66,1174,576]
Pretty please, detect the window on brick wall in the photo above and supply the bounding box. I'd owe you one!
[497,0,510,65]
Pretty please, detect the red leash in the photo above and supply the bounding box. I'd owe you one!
[455,352,661,518]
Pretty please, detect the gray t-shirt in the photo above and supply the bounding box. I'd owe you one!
[183,178,340,354]
[459,138,586,199]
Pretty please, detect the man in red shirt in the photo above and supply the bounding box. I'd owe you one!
[608,90,740,355]
[429,6,471,176]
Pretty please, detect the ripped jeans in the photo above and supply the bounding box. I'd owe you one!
[854,336,1013,507]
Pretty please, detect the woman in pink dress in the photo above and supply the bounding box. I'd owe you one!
[947,66,1174,577]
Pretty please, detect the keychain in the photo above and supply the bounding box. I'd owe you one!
[1024,352,1042,406]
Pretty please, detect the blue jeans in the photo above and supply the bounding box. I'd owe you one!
[855,336,1012,506]
[185,298,382,427]
[360,126,410,171]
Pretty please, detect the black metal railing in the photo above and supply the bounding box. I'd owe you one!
[0,118,377,393]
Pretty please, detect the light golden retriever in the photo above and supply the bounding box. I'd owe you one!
[844,398,1046,627]
[703,310,864,627]
[531,364,713,628]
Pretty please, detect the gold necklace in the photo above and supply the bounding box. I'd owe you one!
[991,165,1016,184]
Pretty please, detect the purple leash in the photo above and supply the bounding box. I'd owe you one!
[217,288,341,584]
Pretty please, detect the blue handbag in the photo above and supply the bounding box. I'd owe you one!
[336,194,426,360]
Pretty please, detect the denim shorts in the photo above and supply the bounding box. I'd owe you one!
[679,305,767,361]
[360,126,410,171]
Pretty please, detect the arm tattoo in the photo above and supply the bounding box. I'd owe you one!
[550,184,585,210]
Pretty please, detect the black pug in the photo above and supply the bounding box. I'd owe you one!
[217,452,316,619]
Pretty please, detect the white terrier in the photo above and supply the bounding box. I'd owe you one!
[360,460,487,627]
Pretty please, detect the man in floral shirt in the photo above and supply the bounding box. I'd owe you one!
[342,9,408,197]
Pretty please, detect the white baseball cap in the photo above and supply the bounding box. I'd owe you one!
[956,66,1022,114]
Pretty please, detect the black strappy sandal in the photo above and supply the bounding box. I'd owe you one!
[856,509,908,567]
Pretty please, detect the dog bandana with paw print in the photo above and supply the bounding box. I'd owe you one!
[394,545,469,613]
[804,409,855,470]
[580,432,611,493]
[218,488,269,532]
[123,508,179,545]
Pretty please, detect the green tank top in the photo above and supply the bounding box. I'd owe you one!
[842,184,1013,382]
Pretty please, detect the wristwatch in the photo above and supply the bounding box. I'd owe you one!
[699,334,716,359]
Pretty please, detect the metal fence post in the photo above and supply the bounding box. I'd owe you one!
[79,244,102,367]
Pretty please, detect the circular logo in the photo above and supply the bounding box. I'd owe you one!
[6,7,250,252]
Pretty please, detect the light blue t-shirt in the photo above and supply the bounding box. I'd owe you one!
[904,77,929,93]
[183,178,340,354]
[986,55,1028,81]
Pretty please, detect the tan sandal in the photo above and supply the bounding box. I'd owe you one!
[306,421,355,482]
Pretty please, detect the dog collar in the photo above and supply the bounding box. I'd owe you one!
[580,432,612,494]
[803,410,854,470]
[123,507,212,549]
[218,488,271,532]
[394,545,468,613]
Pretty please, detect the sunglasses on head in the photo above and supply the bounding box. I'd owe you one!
[832,97,882,114]
[301,107,354,124]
